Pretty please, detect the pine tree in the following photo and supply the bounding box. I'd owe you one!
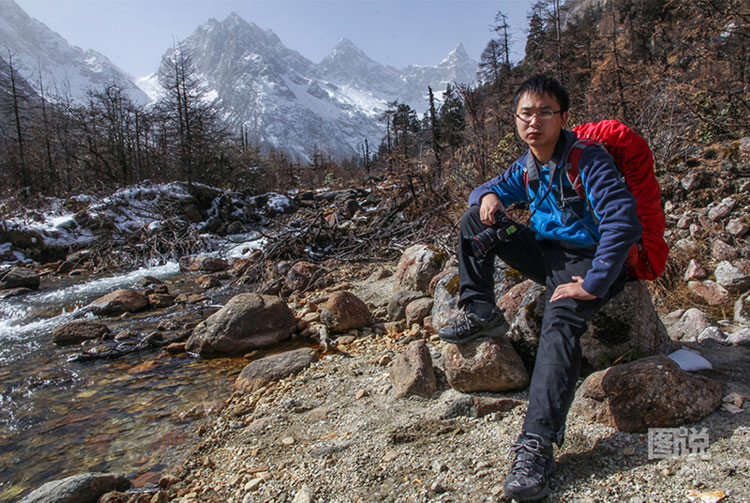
[427,86,442,174]
[439,84,465,151]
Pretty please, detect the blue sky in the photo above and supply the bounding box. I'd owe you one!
[14,0,536,78]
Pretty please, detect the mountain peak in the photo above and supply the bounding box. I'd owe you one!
[214,12,278,39]
[333,38,358,50]
[324,38,371,63]
[188,12,300,68]
[226,11,244,22]
[441,43,472,65]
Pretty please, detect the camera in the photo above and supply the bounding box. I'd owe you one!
[469,212,518,257]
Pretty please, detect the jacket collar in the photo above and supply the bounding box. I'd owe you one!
[520,129,577,170]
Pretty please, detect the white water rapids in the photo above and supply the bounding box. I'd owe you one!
[0,262,180,363]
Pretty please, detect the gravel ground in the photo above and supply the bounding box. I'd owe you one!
[164,330,750,503]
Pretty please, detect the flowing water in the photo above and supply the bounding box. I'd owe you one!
[0,263,248,502]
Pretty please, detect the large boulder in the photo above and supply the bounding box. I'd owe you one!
[442,337,529,392]
[497,280,538,322]
[431,264,523,330]
[18,472,130,503]
[392,244,445,293]
[430,270,461,330]
[0,266,40,290]
[580,281,672,368]
[571,355,722,432]
[88,289,148,316]
[319,291,371,332]
[235,348,318,393]
[186,293,296,357]
[508,281,671,370]
[53,321,111,345]
[505,283,547,363]
[390,340,437,398]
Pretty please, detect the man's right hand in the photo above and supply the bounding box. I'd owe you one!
[479,193,506,226]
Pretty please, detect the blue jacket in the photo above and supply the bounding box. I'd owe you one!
[468,129,642,298]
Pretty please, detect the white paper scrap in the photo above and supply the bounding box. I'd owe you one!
[668,348,713,371]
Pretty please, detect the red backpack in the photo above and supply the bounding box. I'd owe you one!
[526,120,669,280]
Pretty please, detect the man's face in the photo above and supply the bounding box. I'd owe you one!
[514,91,568,154]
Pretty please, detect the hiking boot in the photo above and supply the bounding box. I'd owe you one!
[503,432,556,501]
[437,304,508,344]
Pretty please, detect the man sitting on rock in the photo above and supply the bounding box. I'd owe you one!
[438,75,642,501]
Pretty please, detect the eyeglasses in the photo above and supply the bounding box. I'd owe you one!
[515,110,562,123]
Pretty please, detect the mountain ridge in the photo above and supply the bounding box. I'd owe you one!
[0,0,149,105]
[149,13,478,161]
[3,1,478,162]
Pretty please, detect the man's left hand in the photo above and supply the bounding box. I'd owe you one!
[550,276,597,302]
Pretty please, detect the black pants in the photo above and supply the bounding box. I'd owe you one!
[458,205,624,446]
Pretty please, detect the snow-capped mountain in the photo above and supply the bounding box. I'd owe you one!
[146,13,386,161]
[400,43,478,106]
[316,38,405,105]
[2,0,477,162]
[0,0,148,105]
[318,39,477,113]
[147,13,478,162]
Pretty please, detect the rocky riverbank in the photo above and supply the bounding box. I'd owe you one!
[18,249,749,503]
[6,139,750,503]
[136,338,750,503]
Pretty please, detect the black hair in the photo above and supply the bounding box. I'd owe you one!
[511,75,570,113]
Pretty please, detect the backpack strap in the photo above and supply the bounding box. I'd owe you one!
[564,139,597,199]
[522,140,596,199]
[522,152,540,198]
[521,153,558,223]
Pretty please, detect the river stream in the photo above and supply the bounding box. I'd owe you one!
[0,262,249,502]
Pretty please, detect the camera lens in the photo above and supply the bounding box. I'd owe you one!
[468,212,517,258]
[470,228,499,257]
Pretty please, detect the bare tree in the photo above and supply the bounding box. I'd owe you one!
[4,51,30,190]
[494,11,511,68]
[157,42,227,186]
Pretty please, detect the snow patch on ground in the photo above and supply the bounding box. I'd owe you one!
[0,181,300,265]
[267,193,293,214]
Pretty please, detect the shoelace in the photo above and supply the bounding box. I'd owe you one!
[510,438,548,477]
[452,311,475,335]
